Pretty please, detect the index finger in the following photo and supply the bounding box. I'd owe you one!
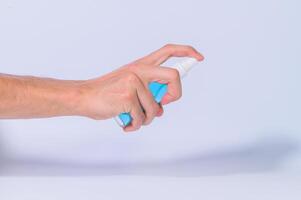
[140,44,204,66]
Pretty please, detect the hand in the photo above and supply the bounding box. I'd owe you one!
[78,44,204,132]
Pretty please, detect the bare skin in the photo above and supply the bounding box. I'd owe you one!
[0,44,204,132]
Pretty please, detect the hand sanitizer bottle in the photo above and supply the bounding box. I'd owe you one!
[114,57,200,127]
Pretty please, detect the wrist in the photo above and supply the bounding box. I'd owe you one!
[63,80,88,117]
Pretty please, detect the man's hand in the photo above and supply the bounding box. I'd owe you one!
[0,44,204,132]
[78,44,203,131]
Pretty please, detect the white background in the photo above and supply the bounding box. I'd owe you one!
[0,0,300,199]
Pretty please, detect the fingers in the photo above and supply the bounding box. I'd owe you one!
[147,67,182,105]
[123,92,145,132]
[120,43,204,132]
[123,74,160,132]
[134,77,161,125]
[141,44,204,66]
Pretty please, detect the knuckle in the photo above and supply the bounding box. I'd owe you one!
[121,73,140,101]
[152,102,160,114]
[185,45,194,50]
[147,111,156,120]
[169,68,180,80]
[122,91,134,102]
[144,119,152,126]
[144,115,153,125]
[124,72,139,83]
[164,43,174,50]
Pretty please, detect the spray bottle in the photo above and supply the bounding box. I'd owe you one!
[114,57,200,127]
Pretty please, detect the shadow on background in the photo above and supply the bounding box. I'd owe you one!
[0,134,299,177]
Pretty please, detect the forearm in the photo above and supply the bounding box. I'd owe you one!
[0,73,83,119]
